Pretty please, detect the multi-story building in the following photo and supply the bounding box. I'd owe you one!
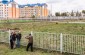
[1,0,19,19]
[0,0,48,19]
[8,0,19,18]
[19,3,48,18]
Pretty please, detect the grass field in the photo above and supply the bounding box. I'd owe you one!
[0,43,79,55]
[0,30,84,55]
[0,21,85,35]
[0,44,62,55]
[0,19,33,23]
[0,21,84,55]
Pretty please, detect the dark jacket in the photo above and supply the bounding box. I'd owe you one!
[26,36,33,43]
[10,35,13,42]
[28,36,33,43]
[12,34,16,41]
[16,33,21,41]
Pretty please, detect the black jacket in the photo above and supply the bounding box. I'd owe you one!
[16,33,21,41]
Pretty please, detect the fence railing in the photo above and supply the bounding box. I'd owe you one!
[0,16,85,23]
[0,30,85,55]
[63,34,85,54]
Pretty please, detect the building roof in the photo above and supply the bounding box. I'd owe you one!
[2,0,9,4]
[1,0,47,8]
[1,0,16,4]
[19,3,47,8]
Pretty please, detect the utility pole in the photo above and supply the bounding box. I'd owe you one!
[50,3,52,21]
[47,1,57,21]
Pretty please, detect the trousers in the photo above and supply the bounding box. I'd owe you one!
[26,43,33,52]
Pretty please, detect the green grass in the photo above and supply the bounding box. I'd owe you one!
[0,44,79,55]
[0,21,85,35]
[0,19,33,23]
[0,44,61,55]
[0,30,84,55]
[0,21,83,55]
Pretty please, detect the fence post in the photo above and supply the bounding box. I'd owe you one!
[0,31,2,42]
[8,29,11,45]
[60,33,63,53]
[31,31,33,36]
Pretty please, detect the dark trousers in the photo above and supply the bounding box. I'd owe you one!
[10,40,13,49]
[26,43,33,52]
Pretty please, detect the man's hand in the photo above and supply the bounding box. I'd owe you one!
[25,36,29,39]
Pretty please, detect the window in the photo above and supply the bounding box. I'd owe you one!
[7,7,8,9]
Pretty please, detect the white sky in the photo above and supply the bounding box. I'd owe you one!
[1,0,85,15]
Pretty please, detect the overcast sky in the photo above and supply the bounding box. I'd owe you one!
[1,0,85,15]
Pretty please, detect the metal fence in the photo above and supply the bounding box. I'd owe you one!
[0,30,85,55]
[0,16,85,23]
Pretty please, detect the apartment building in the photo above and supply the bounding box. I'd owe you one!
[0,0,19,19]
[0,2,8,18]
[1,0,48,19]
[19,3,48,18]
[8,0,19,18]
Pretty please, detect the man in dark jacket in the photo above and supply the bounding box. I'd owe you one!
[10,32,14,49]
[16,31,22,48]
[12,32,16,48]
[25,34,33,52]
